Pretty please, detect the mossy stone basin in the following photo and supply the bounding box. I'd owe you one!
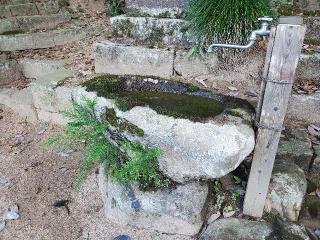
[80,75,255,183]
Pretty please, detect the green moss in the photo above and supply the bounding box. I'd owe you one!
[115,19,135,37]
[83,75,224,121]
[103,108,144,137]
[58,0,70,8]
[1,29,25,35]
[157,11,171,18]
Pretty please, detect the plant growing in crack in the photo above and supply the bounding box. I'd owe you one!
[43,96,171,191]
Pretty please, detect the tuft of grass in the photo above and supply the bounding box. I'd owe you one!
[105,0,125,17]
[43,96,170,191]
[186,0,274,46]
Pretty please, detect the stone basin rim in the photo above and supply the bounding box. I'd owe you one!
[82,74,255,123]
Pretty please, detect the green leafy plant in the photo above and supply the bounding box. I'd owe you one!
[105,0,125,16]
[186,0,273,48]
[43,96,170,190]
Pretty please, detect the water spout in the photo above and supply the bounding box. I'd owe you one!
[207,17,273,52]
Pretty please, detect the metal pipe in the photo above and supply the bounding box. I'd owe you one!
[207,16,273,52]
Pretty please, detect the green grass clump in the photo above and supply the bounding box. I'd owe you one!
[186,0,274,46]
[43,96,170,191]
[105,0,125,16]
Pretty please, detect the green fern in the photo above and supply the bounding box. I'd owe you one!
[43,96,170,190]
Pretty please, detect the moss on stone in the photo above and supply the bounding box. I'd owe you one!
[1,29,25,35]
[103,107,144,137]
[115,19,135,37]
[82,75,225,121]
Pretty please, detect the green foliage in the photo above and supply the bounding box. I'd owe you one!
[58,0,70,8]
[186,0,274,46]
[43,96,170,190]
[105,0,125,16]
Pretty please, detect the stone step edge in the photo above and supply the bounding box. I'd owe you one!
[0,1,63,18]
[94,40,320,82]
[0,27,98,51]
[0,13,72,35]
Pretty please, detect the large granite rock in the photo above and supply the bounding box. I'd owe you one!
[98,167,209,236]
[265,159,307,221]
[199,218,274,240]
[94,41,174,78]
[276,128,313,170]
[79,76,255,183]
[118,107,255,183]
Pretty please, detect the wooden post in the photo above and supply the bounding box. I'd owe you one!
[243,16,306,218]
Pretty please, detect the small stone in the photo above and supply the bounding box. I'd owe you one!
[228,86,238,91]
[207,212,221,224]
[222,210,236,218]
[58,150,73,157]
[0,221,5,232]
[113,235,131,240]
[3,205,20,220]
[0,176,9,187]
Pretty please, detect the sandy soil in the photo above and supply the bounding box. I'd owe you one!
[0,105,191,240]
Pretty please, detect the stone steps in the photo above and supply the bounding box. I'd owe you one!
[0,13,71,34]
[0,27,96,51]
[0,1,62,18]
[110,15,191,47]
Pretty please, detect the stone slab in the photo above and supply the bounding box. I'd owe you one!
[98,167,209,236]
[0,14,71,34]
[126,0,187,9]
[8,3,38,17]
[110,15,190,47]
[174,50,218,78]
[94,41,174,78]
[0,28,93,51]
[288,92,320,125]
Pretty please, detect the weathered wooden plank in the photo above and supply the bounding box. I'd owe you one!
[256,27,276,121]
[243,19,306,218]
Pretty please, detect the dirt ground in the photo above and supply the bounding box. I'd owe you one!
[0,105,191,240]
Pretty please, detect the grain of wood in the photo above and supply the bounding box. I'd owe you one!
[243,17,306,217]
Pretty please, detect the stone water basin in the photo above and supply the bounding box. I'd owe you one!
[82,75,255,184]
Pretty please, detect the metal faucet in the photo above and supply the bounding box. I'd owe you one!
[207,17,273,52]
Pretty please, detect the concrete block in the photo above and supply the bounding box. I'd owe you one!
[110,15,190,47]
[174,50,218,78]
[94,41,174,78]
[8,3,38,17]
